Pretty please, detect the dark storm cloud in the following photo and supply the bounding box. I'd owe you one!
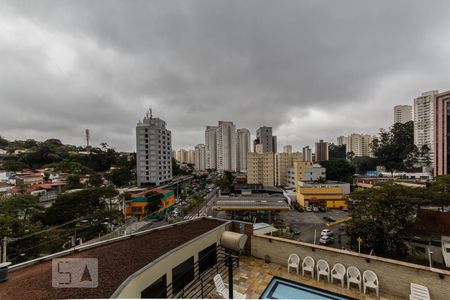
[1,0,450,151]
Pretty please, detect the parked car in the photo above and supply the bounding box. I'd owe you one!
[313,207,319,212]
[321,229,334,237]
[319,235,334,245]
[319,206,327,212]
[291,226,301,235]
[305,206,312,212]
[323,216,336,222]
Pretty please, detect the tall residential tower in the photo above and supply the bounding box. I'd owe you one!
[414,90,438,165]
[236,128,251,172]
[136,109,172,187]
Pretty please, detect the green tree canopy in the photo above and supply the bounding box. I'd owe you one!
[319,159,355,182]
[329,144,346,160]
[347,183,423,255]
[371,121,425,172]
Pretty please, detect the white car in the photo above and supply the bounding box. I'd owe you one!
[321,229,334,237]
[305,206,312,212]
[313,207,319,212]
[319,235,334,245]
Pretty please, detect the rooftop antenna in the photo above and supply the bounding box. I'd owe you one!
[149,108,153,119]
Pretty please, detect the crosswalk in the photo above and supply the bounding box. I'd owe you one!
[184,215,200,220]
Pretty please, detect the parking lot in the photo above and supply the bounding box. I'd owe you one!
[278,209,350,250]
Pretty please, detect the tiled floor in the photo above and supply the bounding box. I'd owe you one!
[231,256,401,299]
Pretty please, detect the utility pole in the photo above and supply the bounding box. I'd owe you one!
[2,237,7,263]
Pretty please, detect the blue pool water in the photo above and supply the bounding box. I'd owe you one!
[260,277,353,299]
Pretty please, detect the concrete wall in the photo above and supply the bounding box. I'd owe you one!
[114,224,227,298]
[251,234,450,300]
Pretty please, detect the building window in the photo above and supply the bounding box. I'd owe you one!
[141,274,167,298]
[172,257,195,294]
[199,243,217,275]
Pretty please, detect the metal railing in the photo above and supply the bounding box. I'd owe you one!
[150,246,240,299]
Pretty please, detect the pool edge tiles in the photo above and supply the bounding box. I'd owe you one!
[259,276,357,300]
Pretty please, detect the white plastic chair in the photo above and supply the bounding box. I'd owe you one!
[302,256,315,278]
[410,283,430,300]
[363,270,379,296]
[316,259,330,282]
[331,263,346,288]
[288,254,300,274]
[213,274,246,299]
[346,266,362,291]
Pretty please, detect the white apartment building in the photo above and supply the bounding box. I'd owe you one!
[205,126,218,170]
[247,150,275,186]
[414,90,438,165]
[302,146,312,162]
[136,110,172,187]
[236,128,251,173]
[187,150,195,165]
[346,133,373,157]
[194,144,206,171]
[337,136,348,146]
[176,149,188,163]
[275,150,302,186]
[394,105,413,124]
[216,121,237,172]
[283,145,293,153]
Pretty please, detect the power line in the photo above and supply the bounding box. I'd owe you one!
[6,216,87,243]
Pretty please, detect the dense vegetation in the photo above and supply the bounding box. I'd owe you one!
[346,175,450,256]
[0,187,123,263]
[0,136,136,187]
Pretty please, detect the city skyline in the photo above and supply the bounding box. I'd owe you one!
[1,1,450,152]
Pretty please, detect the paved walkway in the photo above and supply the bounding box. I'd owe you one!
[233,256,401,300]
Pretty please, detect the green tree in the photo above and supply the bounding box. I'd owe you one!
[0,135,9,148]
[88,173,103,187]
[352,156,378,174]
[66,174,82,189]
[319,159,355,182]
[329,144,346,160]
[2,158,28,171]
[347,183,423,255]
[110,167,132,187]
[429,175,450,210]
[0,194,44,262]
[370,121,426,173]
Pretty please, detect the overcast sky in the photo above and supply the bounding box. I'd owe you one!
[1,1,450,152]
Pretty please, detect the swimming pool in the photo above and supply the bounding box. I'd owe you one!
[260,276,354,299]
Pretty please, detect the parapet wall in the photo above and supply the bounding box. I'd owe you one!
[251,234,450,300]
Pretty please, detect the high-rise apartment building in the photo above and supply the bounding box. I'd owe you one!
[254,126,277,153]
[337,136,348,146]
[136,110,172,187]
[394,105,413,124]
[346,133,373,157]
[187,150,195,165]
[216,121,237,172]
[247,147,275,186]
[302,146,312,162]
[175,149,188,163]
[194,144,206,171]
[315,140,329,161]
[275,148,303,186]
[236,128,251,172]
[414,90,438,165]
[205,126,218,170]
[283,145,293,154]
[434,91,450,176]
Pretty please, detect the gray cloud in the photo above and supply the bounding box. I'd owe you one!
[1,0,450,151]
